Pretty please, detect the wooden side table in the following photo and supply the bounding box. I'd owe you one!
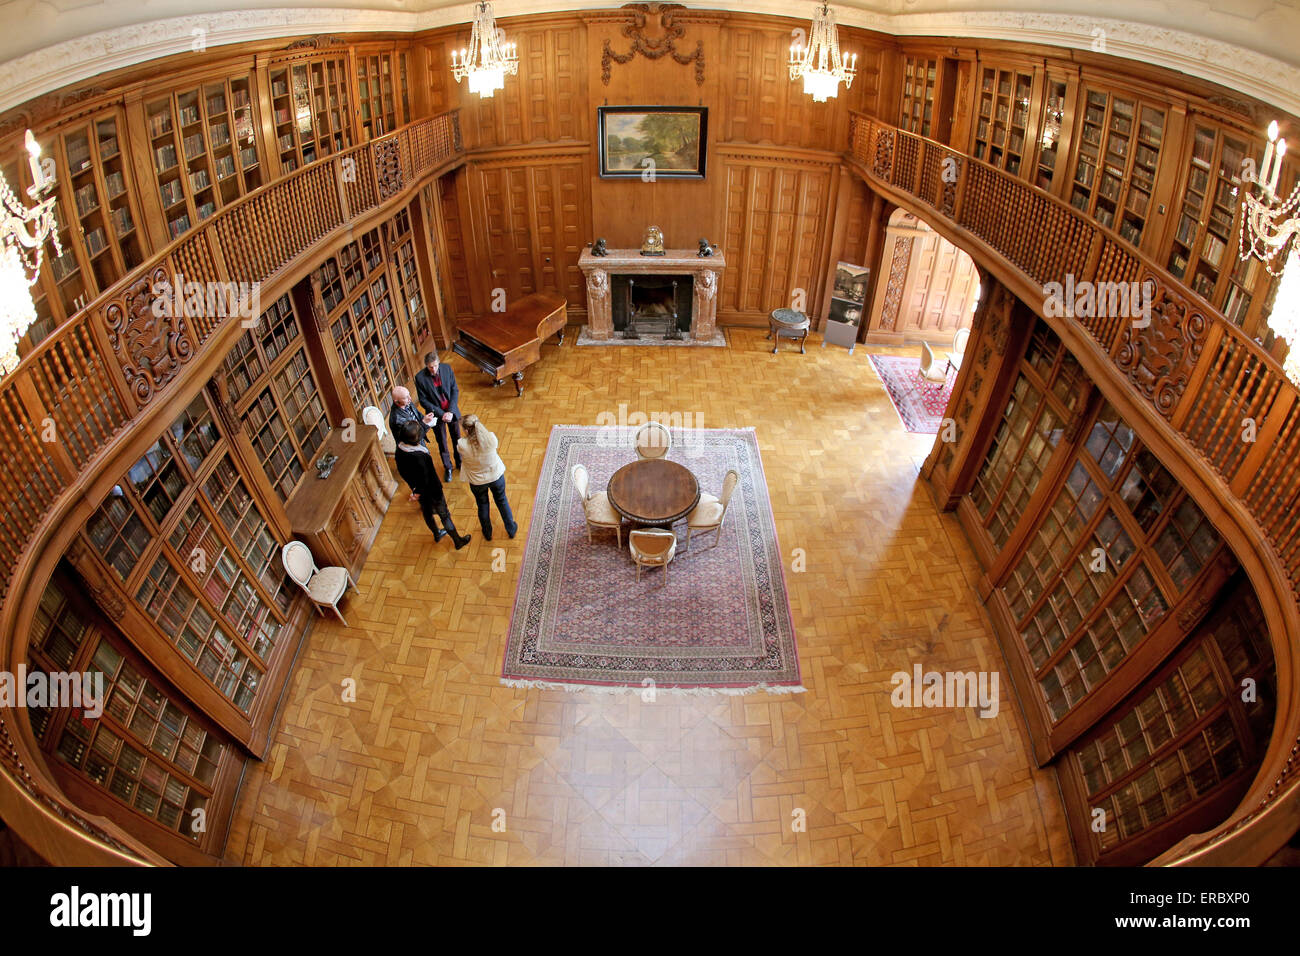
[768,308,810,354]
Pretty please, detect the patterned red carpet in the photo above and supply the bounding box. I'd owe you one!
[867,353,955,434]
[501,426,802,693]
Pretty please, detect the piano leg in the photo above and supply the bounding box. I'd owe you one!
[512,371,524,397]
[492,378,504,388]
[556,328,565,345]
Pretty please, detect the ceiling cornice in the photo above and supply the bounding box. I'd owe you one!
[0,2,1297,120]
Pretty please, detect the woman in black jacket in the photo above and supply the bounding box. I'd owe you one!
[394,421,471,549]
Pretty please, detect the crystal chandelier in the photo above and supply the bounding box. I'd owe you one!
[1240,122,1296,277]
[450,1,519,99]
[1,131,60,376]
[1241,121,1300,383]
[788,1,856,103]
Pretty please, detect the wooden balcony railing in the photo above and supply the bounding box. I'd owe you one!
[847,111,1300,864]
[0,109,462,863]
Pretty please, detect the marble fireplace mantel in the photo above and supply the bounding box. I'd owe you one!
[579,248,726,342]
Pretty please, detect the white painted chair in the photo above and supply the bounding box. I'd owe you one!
[629,528,677,584]
[917,341,951,400]
[361,404,395,456]
[947,328,970,374]
[572,463,622,547]
[686,469,739,549]
[634,421,672,459]
[282,541,355,626]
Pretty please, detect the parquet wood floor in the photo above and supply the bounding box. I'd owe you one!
[224,329,1076,866]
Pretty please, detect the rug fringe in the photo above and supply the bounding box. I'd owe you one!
[500,678,806,696]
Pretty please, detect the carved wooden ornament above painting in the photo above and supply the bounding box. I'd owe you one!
[601,3,706,86]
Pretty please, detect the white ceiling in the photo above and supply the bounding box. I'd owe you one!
[0,1,1297,117]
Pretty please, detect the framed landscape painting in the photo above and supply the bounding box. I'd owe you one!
[598,106,707,179]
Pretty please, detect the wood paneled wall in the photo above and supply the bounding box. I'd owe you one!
[417,10,890,328]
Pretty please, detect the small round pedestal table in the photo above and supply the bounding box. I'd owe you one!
[768,308,810,354]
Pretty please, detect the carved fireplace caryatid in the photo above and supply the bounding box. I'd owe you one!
[579,246,725,341]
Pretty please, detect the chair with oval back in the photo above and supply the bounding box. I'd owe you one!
[571,463,622,547]
[634,421,672,459]
[686,469,739,549]
[360,405,395,456]
[282,541,355,626]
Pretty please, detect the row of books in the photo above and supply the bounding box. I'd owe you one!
[148,110,173,139]
[73,182,100,217]
[182,133,206,161]
[178,104,201,127]
[159,177,185,208]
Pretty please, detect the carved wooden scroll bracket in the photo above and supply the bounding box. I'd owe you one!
[601,3,705,86]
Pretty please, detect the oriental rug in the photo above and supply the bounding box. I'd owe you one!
[501,426,802,693]
[867,353,954,434]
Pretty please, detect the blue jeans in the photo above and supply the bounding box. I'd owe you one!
[470,474,516,537]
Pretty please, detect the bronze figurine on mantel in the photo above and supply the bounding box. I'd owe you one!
[640,225,665,256]
[697,238,715,257]
[591,238,609,256]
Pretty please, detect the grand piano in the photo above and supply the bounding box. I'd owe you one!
[451,292,567,397]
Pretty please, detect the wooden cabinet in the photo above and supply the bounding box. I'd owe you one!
[1165,122,1257,322]
[899,56,937,137]
[972,64,1037,177]
[268,56,352,172]
[1068,86,1167,247]
[355,49,399,139]
[283,427,396,581]
[144,73,262,241]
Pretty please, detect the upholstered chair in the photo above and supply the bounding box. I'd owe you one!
[282,541,355,626]
[571,463,622,547]
[634,421,672,459]
[361,404,395,456]
[917,341,951,398]
[947,328,971,374]
[686,469,739,549]
[629,528,678,583]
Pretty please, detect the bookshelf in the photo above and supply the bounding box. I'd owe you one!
[313,225,408,413]
[388,208,432,349]
[357,52,399,140]
[1033,75,1071,192]
[45,110,146,313]
[1166,124,1254,322]
[899,56,937,137]
[973,66,1035,177]
[145,76,261,241]
[269,56,352,173]
[1069,87,1165,248]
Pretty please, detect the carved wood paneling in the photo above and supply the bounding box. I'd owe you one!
[468,154,592,313]
[721,156,833,319]
[601,3,705,87]
[435,171,476,317]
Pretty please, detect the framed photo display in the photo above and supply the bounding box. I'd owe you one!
[598,106,707,179]
[824,261,870,352]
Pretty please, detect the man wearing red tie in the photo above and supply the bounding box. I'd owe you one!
[415,351,463,482]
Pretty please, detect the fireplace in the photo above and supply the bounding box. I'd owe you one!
[579,245,726,342]
[612,273,693,336]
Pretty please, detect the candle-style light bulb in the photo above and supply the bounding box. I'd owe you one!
[24,130,44,189]
[1270,139,1288,194]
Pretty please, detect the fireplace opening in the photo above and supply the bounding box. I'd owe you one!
[611,273,693,336]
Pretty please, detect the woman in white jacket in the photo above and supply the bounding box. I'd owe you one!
[456,414,518,540]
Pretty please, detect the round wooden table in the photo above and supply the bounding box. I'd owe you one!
[606,458,700,530]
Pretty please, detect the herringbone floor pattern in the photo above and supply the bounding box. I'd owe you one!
[224,328,1075,866]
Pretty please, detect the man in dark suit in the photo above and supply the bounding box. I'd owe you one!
[394,421,471,549]
[415,351,463,482]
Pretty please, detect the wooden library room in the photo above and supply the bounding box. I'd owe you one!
[0,0,1295,924]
